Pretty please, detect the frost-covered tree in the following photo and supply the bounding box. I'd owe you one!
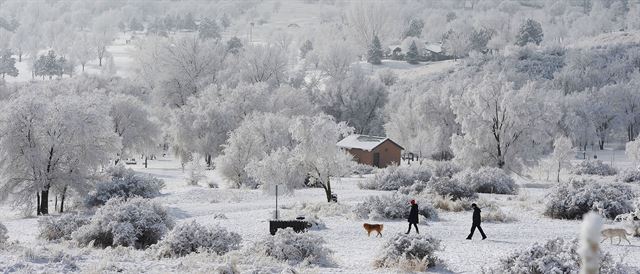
[318,40,358,80]
[515,18,543,46]
[33,50,63,80]
[0,49,18,79]
[146,37,228,108]
[198,17,221,40]
[71,33,95,72]
[579,212,603,274]
[552,136,573,183]
[215,113,295,188]
[242,44,287,86]
[625,137,640,167]
[367,36,383,65]
[0,89,120,215]
[92,13,116,67]
[9,24,28,62]
[290,115,355,202]
[109,94,161,163]
[402,18,424,39]
[246,147,304,195]
[319,70,387,135]
[451,75,558,172]
[347,1,393,52]
[405,41,420,64]
[442,29,471,60]
[129,18,144,32]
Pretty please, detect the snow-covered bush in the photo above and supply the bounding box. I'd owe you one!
[253,228,333,266]
[359,165,431,190]
[38,214,90,241]
[398,181,429,196]
[294,202,353,217]
[0,222,7,245]
[186,160,207,186]
[84,166,165,207]
[374,233,441,271]
[155,221,241,258]
[570,160,617,176]
[73,197,174,249]
[354,193,438,221]
[429,177,477,200]
[545,178,635,219]
[455,167,518,194]
[617,168,640,183]
[481,205,517,223]
[432,195,474,212]
[429,161,462,178]
[351,163,376,176]
[491,238,633,273]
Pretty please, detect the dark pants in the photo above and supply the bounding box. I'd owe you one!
[467,223,486,239]
[406,223,419,234]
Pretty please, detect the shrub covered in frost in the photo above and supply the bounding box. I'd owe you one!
[73,197,174,249]
[354,193,437,221]
[374,233,441,271]
[492,237,634,273]
[570,160,617,176]
[398,181,429,196]
[351,163,376,176]
[254,228,333,266]
[85,166,165,207]
[155,221,241,258]
[429,177,477,200]
[359,165,431,190]
[38,214,90,241]
[429,161,462,178]
[455,167,518,194]
[545,178,635,219]
[617,168,640,183]
[0,222,7,244]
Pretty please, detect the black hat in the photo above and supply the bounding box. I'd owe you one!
[471,203,477,207]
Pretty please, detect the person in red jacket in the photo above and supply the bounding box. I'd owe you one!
[406,199,419,234]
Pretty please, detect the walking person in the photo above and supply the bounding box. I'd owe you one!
[406,199,419,234]
[467,203,487,240]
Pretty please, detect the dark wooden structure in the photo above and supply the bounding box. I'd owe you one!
[337,135,404,168]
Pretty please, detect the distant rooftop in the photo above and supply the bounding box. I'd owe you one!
[336,134,403,151]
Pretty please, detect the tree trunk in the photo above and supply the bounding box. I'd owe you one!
[60,186,67,213]
[144,156,148,168]
[18,53,22,62]
[324,179,332,203]
[206,155,212,167]
[99,57,103,67]
[54,195,58,212]
[40,186,50,215]
[557,162,561,183]
[82,64,85,72]
[36,193,41,216]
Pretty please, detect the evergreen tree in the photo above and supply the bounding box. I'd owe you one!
[300,39,313,59]
[406,41,420,64]
[198,18,221,40]
[515,19,544,46]
[34,50,63,80]
[367,36,383,65]
[148,18,167,36]
[0,49,18,79]
[227,36,243,55]
[220,13,231,29]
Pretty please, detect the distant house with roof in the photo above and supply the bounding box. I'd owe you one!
[336,135,404,168]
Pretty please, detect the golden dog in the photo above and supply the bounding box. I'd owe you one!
[363,223,384,237]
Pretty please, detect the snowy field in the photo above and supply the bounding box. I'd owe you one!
[2,151,640,273]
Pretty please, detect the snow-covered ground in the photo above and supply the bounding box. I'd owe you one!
[2,151,640,273]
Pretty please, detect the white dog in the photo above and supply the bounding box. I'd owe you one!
[601,228,632,245]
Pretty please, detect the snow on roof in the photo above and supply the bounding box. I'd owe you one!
[337,134,402,151]
[424,43,442,53]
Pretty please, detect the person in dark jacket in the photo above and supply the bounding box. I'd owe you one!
[466,203,487,240]
[406,199,419,234]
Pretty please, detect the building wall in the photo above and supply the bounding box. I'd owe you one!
[372,140,402,168]
[345,140,402,168]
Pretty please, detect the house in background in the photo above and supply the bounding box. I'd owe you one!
[337,135,404,168]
